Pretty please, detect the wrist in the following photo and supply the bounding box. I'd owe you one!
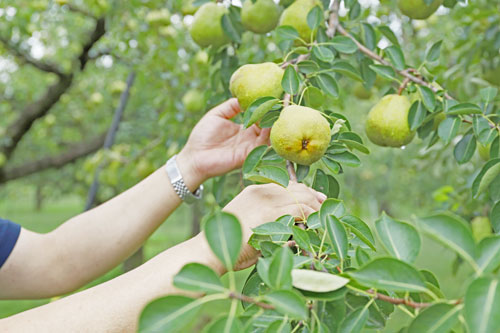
[176,149,205,193]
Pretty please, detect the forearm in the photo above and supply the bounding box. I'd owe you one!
[0,234,224,333]
[0,152,203,298]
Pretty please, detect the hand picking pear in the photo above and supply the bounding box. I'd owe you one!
[190,3,230,48]
[241,0,281,34]
[365,94,415,147]
[229,62,284,111]
[397,0,443,20]
[271,105,331,165]
[279,0,323,43]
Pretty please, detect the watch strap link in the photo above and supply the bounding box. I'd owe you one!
[165,155,203,203]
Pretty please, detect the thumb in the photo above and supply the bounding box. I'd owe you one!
[209,98,242,119]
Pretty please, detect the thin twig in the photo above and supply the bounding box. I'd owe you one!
[286,160,297,182]
[229,292,275,310]
[367,289,432,309]
[397,77,411,95]
[326,0,340,38]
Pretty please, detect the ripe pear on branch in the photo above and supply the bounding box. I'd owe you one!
[271,105,331,166]
[241,0,281,34]
[229,62,284,111]
[365,94,415,147]
[190,3,230,48]
[279,0,323,43]
[397,0,443,20]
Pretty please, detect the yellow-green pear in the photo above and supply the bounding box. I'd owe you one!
[365,94,415,147]
[432,112,446,131]
[181,0,199,15]
[397,0,443,20]
[271,105,331,165]
[229,62,284,111]
[146,9,171,26]
[136,159,156,179]
[279,0,322,43]
[241,0,281,34]
[353,83,372,100]
[190,3,230,48]
[471,216,492,242]
[182,89,205,112]
[478,143,491,161]
[110,80,126,95]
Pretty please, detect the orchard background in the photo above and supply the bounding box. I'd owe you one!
[1,0,500,332]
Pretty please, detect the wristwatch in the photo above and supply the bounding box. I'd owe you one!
[165,155,203,204]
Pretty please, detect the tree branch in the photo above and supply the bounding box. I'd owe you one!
[66,3,97,19]
[367,289,433,309]
[228,292,275,310]
[0,133,106,183]
[0,36,66,77]
[0,17,106,161]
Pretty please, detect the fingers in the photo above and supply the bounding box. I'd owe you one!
[287,182,326,207]
[208,98,242,119]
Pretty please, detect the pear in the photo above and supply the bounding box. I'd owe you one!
[229,62,284,111]
[471,216,492,242]
[271,105,331,165]
[241,0,281,34]
[478,143,491,161]
[190,3,230,48]
[136,160,156,179]
[397,0,443,20]
[181,0,199,15]
[182,89,205,112]
[279,0,322,43]
[146,9,171,26]
[365,94,415,147]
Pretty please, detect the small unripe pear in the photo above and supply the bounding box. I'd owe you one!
[241,0,281,34]
[229,62,284,111]
[471,216,492,242]
[279,0,322,43]
[182,89,205,112]
[146,9,171,26]
[190,3,230,48]
[271,105,331,165]
[365,94,415,147]
[353,83,372,100]
[478,143,491,161]
[397,0,443,20]
[181,0,199,15]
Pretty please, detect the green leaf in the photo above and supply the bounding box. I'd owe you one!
[408,303,461,333]
[369,65,397,81]
[338,132,370,154]
[313,168,329,195]
[207,315,243,333]
[425,40,443,63]
[242,145,267,174]
[221,14,241,43]
[246,165,290,187]
[325,215,349,262]
[356,246,371,266]
[322,155,341,174]
[243,97,280,128]
[362,23,376,51]
[408,101,427,131]
[471,158,500,198]
[268,246,294,290]
[375,213,421,263]
[418,213,477,270]
[291,269,349,292]
[418,85,436,111]
[446,103,482,115]
[282,65,300,95]
[454,133,476,164]
[265,290,308,320]
[331,36,358,54]
[173,263,225,294]
[252,222,293,236]
[292,226,311,251]
[204,212,242,270]
[307,211,321,229]
[341,215,376,251]
[464,277,500,333]
[477,236,500,275]
[276,25,299,41]
[349,258,428,292]
[313,45,334,63]
[304,86,325,108]
[328,175,340,199]
[437,116,460,144]
[306,5,323,30]
[385,45,406,71]
[139,295,220,332]
[296,164,310,182]
[297,60,319,74]
[378,25,400,46]
[313,72,339,98]
[320,198,347,226]
[265,320,291,333]
[480,87,498,103]
[339,306,369,333]
[330,60,364,81]
[257,257,272,287]
[327,151,361,167]
[491,201,500,233]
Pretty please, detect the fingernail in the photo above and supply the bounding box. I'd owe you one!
[318,192,327,202]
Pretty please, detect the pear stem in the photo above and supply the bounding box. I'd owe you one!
[286,160,297,182]
[397,77,411,95]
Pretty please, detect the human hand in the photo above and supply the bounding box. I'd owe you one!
[222,182,326,271]
[177,98,270,191]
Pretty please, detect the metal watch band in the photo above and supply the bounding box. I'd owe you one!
[165,155,203,204]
